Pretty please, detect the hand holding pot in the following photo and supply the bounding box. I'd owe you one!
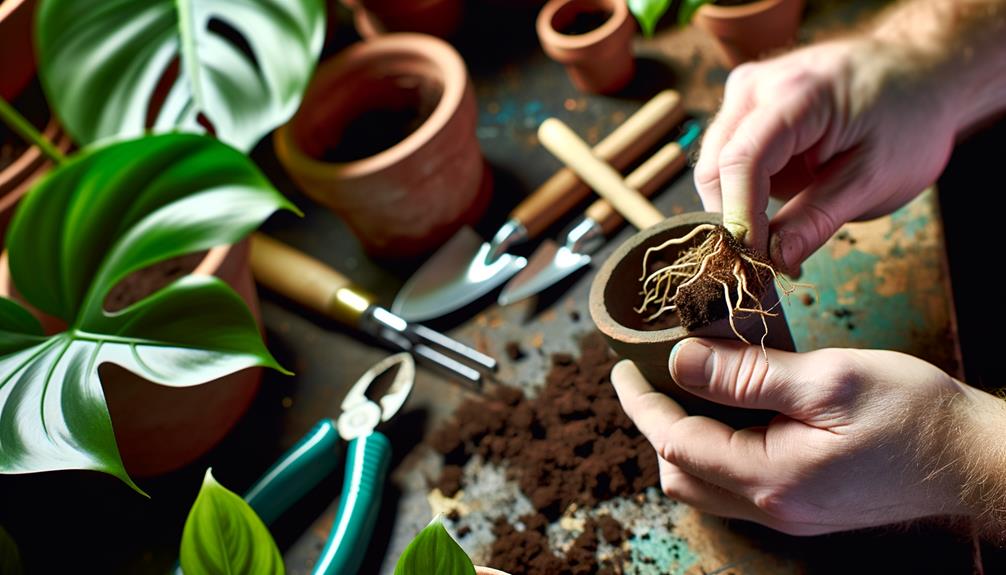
[695,0,1006,272]
[611,339,1006,537]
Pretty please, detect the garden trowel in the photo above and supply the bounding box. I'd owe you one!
[391,89,685,322]
[498,120,702,306]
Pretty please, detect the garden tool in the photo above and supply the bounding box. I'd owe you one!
[498,120,703,306]
[245,353,414,575]
[391,89,684,322]
[537,117,666,230]
[249,233,495,384]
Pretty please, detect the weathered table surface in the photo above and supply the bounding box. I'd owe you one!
[0,0,996,573]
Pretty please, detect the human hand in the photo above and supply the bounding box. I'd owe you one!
[610,338,1005,535]
[694,38,960,273]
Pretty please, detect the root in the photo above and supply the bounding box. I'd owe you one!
[637,225,814,362]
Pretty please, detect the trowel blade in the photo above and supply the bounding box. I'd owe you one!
[497,240,592,306]
[392,226,527,322]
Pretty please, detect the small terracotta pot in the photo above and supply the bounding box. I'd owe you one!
[341,0,464,39]
[693,0,805,68]
[275,34,491,259]
[475,567,511,575]
[0,119,73,246]
[537,0,636,94]
[0,240,263,478]
[590,212,794,425]
[0,0,36,101]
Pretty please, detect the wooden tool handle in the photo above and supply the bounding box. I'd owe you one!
[513,89,682,236]
[538,118,665,230]
[586,140,688,235]
[249,233,372,325]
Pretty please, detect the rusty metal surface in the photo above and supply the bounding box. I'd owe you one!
[0,1,979,573]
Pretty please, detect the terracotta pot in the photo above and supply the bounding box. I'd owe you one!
[0,0,36,101]
[589,212,795,425]
[536,0,636,94]
[0,119,73,247]
[341,0,464,39]
[475,567,511,575]
[0,240,263,478]
[693,0,805,68]
[275,34,491,259]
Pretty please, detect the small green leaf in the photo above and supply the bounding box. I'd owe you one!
[0,525,23,575]
[394,515,475,575]
[181,468,284,575]
[628,0,672,36]
[0,133,295,492]
[678,0,714,26]
[37,0,325,152]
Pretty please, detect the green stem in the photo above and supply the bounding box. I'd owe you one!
[0,96,66,165]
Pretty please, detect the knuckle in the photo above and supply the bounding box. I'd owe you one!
[718,136,760,173]
[802,203,840,246]
[725,63,757,94]
[753,487,794,520]
[718,344,772,405]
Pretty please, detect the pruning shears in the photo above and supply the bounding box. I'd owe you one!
[174,353,415,575]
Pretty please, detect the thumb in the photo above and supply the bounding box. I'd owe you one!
[669,338,815,415]
[768,151,869,275]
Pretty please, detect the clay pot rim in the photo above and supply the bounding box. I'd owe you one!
[275,33,467,180]
[0,244,235,302]
[536,0,632,52]
[0,0,32,20]
[696,0,790,20]
[589,212,720,344]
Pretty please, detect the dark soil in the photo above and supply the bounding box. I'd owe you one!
[504,341,526,361]
[323,78,441,163]
[430,333,657,574]
[558,10,612,35]
[104,252,207,312]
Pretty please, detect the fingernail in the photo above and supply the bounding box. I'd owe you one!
[774,231,805,273]
[670,340,715,388]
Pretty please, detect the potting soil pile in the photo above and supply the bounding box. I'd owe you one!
[430,332,662,574]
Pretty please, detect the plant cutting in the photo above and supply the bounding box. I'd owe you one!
[537,0,637,94]
[627,0,804,67]
[34,0,325,153]
[396,515,510,575]
[0,127,295,491]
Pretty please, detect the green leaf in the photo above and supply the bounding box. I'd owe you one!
[36,0,325,152]
[677,0,713,26]
[0,133,296,492]
[0,525,23,575]
[181,468,284,575]
[394,515,476,575]
[628,0,672,36]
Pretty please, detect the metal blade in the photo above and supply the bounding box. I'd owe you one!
[498,241,592,306]
[392,226,527,322]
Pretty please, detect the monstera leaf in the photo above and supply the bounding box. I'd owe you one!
[181,469,284,575]
[0,133,295,492]
[36,0,325,152]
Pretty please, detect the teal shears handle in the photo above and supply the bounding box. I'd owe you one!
[244,419,344,524]
[245,420,394,575]
[311,432,392,575]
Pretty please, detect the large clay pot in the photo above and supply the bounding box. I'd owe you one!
[0,0,36,101]
[0,240,263,477]
[536,0,636,94]
[341,0,464,39]
[589,212,794,426]
[275,34,491,259]
[0,119,73,246]
[693,0,805,68]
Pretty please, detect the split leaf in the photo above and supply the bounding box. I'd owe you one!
[37,0,325,151]
[0,133,295,492]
